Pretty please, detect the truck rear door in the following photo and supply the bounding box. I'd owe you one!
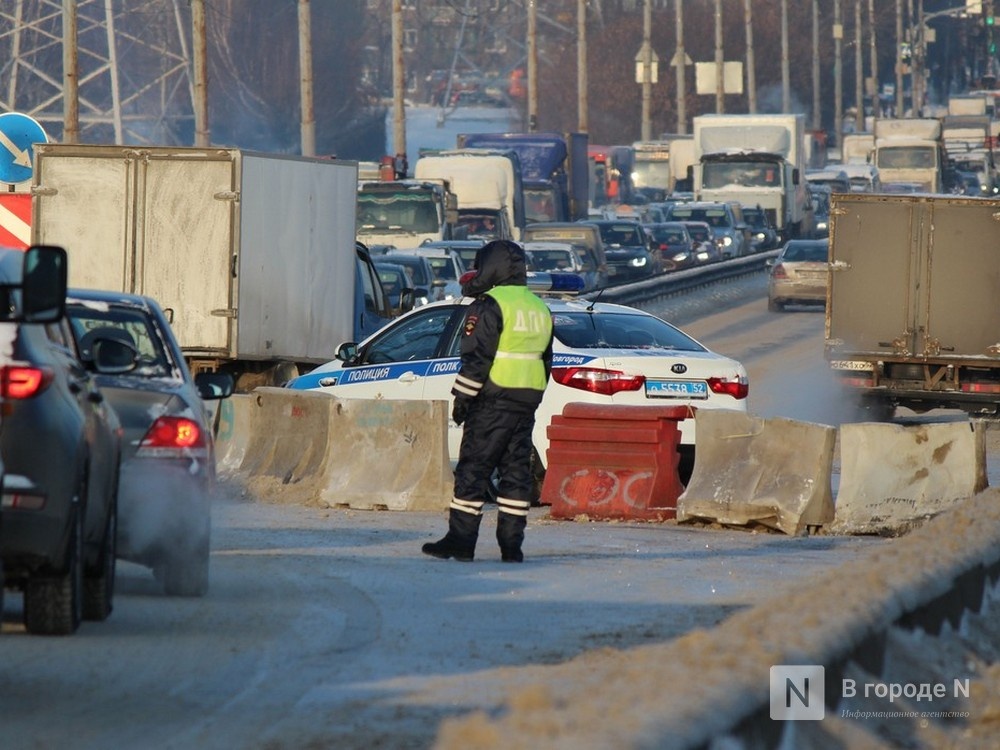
[138,152,234,356]
[828,194,1000,360]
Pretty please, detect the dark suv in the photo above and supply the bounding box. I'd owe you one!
[0,245,124,635]
[586,219,661,281]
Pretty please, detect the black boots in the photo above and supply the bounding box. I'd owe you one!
[423,502,528,562]
[496,507,527,563]
[422,507,482,561]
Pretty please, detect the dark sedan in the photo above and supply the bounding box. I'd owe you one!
[67,289,234,596]
[587,219,661,281]
[645,221,698,271]
[1,246,123,635]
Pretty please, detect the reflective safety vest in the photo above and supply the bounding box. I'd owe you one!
[485,286,552,391]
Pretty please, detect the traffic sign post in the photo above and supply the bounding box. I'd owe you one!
[0,112,49,185]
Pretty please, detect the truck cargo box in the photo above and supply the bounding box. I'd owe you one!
[826,193,1000,415]
[31,144,360,371]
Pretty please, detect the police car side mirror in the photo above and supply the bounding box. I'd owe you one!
[336,342,358,363]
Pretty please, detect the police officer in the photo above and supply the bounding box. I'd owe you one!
[422,240,553,563]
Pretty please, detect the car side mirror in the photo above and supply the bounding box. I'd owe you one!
[195,371,235,400]
[398,287,416,315]
[20,244,68,323]
[336,341,359,363]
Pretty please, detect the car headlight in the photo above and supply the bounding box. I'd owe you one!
[720,235,733,246]
[817,221,828,231]
[671,252,690,262]
[755,231,765,240]
[630,256,648,267]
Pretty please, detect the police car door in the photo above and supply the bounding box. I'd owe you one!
[331,305,463,403]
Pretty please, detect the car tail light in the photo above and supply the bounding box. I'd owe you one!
[551,366,645,395]
[136,415,209,458]
[771,263,788,279]
[0,365,54,399]
[706,376,749,400]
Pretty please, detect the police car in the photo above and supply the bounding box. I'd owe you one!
[286,274,749,483]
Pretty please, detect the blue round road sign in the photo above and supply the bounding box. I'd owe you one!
[0,112,49,185]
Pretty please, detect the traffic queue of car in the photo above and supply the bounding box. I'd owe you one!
[0,245,233,635]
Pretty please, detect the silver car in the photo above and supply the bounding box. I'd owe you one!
[67,289,233,596]
[767,239,829,312]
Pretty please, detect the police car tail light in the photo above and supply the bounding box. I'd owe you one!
[551,366,645,395]
[0,364,54,399]
[707,376,749,400]
[137,416,209,458]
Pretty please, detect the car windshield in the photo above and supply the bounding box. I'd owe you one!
[388,255,431,286]
[670,207,732,228]
[598,224,644,246]
[68,305,174,378]
[650,227,687,244]
[552,311,705,351]
[531,249,575,271]
[782,242,828,262]
[424,256,458,281]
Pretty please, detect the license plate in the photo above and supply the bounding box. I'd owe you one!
[829,360,873,371]
[607,266,618,276]
[645,379,709,399]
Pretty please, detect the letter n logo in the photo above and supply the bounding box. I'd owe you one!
[769,665,825,720]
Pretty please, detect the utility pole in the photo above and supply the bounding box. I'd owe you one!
[781,0,790,112]
[391,0,406,163]
[896,0,904,118]
[835,0,843,143]
[715,0,724,113]
[641,0,652,141]
[812,0,821,130]
[298,0,315,157]
[744,0,757,114]
[192,0,209,147]
[577,0,587,133]
[868,0,880,117]
[527,0,538,132]
[62,0,79,144]
[855,0,864,133]
[675,0,686,133]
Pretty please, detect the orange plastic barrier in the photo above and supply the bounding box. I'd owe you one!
[541,403,691,521]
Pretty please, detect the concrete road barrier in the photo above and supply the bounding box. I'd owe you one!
[676,410,836,536]
[830,419,988,536]
[214,394,260,475]
[225,388,452,511]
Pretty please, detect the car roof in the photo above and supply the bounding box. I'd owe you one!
[68,287,159,312]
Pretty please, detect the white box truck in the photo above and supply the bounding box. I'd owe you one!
[30,144,394,388]
[692,113,810,241]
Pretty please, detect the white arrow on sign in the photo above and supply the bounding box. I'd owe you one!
[0,129,32,168]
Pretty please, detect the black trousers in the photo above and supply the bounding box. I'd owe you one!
[453,400,536,503]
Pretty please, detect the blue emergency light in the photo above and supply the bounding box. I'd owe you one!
[526,272,585,293]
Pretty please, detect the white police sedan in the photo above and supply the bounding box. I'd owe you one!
[286,275,749,484]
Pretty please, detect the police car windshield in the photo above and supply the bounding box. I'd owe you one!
[552,311,706,351]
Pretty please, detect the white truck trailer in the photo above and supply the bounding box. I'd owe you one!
[30,144,393,388]
[692,113,810,241]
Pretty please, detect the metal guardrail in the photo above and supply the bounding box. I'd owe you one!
[582,250,780,307]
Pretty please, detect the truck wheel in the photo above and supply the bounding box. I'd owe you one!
[83,499,117,621]
[858,396,894,422]
[24,507,83,635]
